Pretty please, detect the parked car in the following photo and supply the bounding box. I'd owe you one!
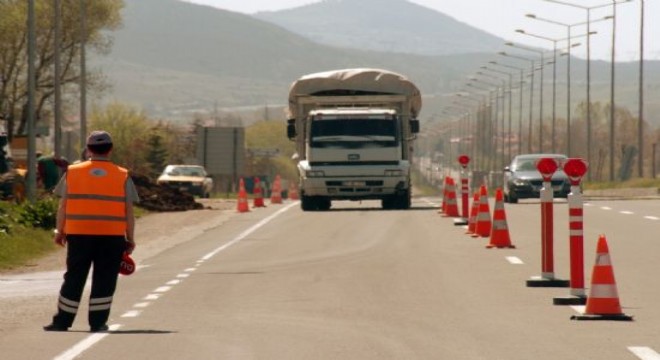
[503,154,571,203]
[157,165,213,198]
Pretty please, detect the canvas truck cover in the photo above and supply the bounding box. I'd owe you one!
[287,68,422,119]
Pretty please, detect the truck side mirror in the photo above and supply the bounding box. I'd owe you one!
[287,119,296,139]
[410,119,420,134]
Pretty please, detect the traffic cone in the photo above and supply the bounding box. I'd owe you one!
[288,181,299,200]
[270,175,283,204]
[471,185,491,238]
[252,177,265,208]
[236,178,250,213]
[571,235,633,321]
[465,191,479,235]
[486,188,515,248]
[442,178,460,217]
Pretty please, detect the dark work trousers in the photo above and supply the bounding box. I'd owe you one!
[50,235,126,329]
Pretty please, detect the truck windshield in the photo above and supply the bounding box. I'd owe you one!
[310,118,399,149]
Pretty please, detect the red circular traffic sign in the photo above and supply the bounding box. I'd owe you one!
[457,155,470,167]
[563,158,588,185]
[536,158,558,180]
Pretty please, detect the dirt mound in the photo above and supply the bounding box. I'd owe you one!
[131,173,203,212]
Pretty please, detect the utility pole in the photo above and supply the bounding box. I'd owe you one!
[27,0,37,202]
[638,0,645,177]
[54,0,62,157]
[79,0,87,154]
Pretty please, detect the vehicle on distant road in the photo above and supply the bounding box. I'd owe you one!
[503,154,570,203]
[157,165,213,198]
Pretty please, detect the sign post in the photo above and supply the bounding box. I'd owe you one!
[454,155,471,226]
[554,158,589,305]
[527,158,570,287]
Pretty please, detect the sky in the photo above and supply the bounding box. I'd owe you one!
[183,0,659,62]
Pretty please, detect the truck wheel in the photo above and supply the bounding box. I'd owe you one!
[301,195,315,211]
[318,198,331,211]
[381,196,395,210]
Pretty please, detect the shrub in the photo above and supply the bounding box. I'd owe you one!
[16,197,58,230]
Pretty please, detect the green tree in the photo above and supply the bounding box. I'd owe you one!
[0,0,123,139]
[89,102,151,174]
[145,126,169,179]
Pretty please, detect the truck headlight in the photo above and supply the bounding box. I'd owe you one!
[306,170,325,178]
[385,170,403,177]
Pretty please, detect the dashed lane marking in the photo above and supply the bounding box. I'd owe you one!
[506,256,524,265]
[629,347,660,360]
[53,201,298,360]
[53,324,122,360]
[644,216,659,221]
[620,211,634,215]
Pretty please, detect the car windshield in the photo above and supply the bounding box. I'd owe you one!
[513,159,537,171]
[310,118,399,149]
[513,156,567,172]
[164,166,205,177]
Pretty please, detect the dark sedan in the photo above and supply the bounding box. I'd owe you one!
[503,154,571,203]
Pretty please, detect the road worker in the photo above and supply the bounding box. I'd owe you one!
[43,130,139,332]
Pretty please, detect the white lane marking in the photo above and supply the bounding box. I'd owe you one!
[53,324,122,360]
[177,273,190,278]
[644,216,659,221]
[629,347,660,360]
[601,206,612,210]
[154,286,171,293]
[506,256,524,265]
[166,279,181,285]
[584,203,593,207]
[121,310,140,318]
[620,211,634,215]
[185,267,197,272]
[201,202,298,261]
[143,294,161,301]
[133,302,150,308]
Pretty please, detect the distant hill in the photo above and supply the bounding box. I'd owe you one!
[255,0,505,56]
[93,0,660,125]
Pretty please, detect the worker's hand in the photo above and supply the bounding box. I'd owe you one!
[54,232,66,247]
[125,239,136,255]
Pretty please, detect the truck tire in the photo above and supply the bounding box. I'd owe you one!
[395,189,411,209]
[301,195,315,211]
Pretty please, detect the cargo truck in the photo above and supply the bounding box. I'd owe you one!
[286,68,421,211]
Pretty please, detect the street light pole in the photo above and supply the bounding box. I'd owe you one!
[544,0,633,181]
[516,30,560,153]
[504,43,545,152]
[481,66,514,163]
[491,61,525,157]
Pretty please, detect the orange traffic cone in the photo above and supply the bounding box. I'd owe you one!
[487,188,515,248]
[465,191,479,235]
[471,185,491,238]
[572,235,633,321]
[288,181,299,200]
[270,175,283,204]
[237,178,250,213]
[253,177,265,208]
[442,178,460,218]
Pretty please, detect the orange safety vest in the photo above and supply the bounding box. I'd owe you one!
[64,160,129,236]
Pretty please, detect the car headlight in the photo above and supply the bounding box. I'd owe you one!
[512,178,529,186]
[385,170,403,177]
[306,170,325,178]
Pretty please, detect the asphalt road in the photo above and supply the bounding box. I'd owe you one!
[1,196,660,359]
